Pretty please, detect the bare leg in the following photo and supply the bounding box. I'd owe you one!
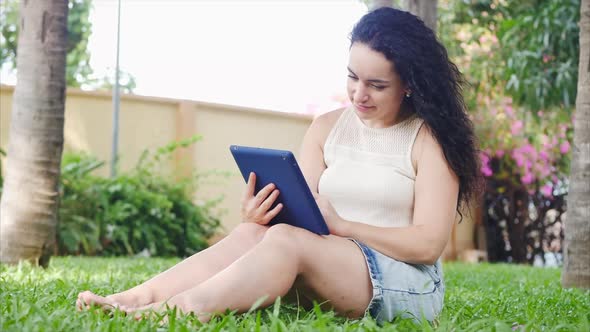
[76,223,268,311]
[127,224,373,322]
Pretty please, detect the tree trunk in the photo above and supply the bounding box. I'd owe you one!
[405,0,437,33]
[0,0,68,267]
[368,0,437,33]
[562,0,590,289]
[369,0,394,10]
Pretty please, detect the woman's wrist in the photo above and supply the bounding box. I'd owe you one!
[334,217,354,237]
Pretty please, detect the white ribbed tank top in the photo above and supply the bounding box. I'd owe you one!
[318,107,424,228]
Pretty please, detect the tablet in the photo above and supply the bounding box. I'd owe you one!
[230,145,329,235]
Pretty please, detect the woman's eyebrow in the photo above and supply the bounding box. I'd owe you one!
[347,67,390,84]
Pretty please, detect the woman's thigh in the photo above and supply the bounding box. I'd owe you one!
[265,224,372,318]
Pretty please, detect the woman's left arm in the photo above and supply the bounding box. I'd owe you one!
[318,126,459,265]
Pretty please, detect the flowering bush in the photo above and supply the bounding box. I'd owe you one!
[437,1,574,264]
[440,3,574,195]
[473,92,573,197]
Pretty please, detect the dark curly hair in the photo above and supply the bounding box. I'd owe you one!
[350,7,483,214]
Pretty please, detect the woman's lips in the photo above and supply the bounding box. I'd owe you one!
[355,104,374,113]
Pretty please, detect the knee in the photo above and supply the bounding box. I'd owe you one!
[261,223,302,253]
[231,222,268,245]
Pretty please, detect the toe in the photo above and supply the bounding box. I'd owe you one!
[75,299,82,311]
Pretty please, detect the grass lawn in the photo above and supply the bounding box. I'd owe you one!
[1,257,588,331]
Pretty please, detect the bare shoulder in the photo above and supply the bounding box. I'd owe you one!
[299,108,346,190]
[411,122,445,172]
[307,108,346,148]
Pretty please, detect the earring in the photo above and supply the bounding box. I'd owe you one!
[405,91,412,98]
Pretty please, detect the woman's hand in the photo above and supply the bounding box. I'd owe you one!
[313,193,349,236]
[241,172,283,225]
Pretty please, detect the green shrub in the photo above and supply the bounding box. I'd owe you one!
[58,136,224,257]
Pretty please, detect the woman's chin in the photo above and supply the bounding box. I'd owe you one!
[354,108,376,119]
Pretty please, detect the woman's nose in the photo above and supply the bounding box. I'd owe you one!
[353,85,369,103]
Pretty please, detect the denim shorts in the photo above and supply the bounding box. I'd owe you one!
[350,239,445,324]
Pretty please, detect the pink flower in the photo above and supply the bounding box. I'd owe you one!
[511,120,523,135]
[560,141,570,154]
[482,165,493,177]
[522,143,535,154]
[541,184,553,198]
[521,172,535,185]
[537,163,552,178]
[480,152,493,177]
[504,105,515,117]
[512,151,525,167]
[537,110,544,117]
[495,149,505,158]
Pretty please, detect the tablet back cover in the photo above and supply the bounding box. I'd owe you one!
[230,145,329,235]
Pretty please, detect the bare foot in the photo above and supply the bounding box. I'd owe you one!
[76,288,153,313]
[76,291,121,312]
[122,301,177,324]
[122,298,210,323]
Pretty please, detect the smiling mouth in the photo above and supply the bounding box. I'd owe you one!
[355,104,374,112]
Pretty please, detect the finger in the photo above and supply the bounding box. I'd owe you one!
[259,189,280,211]
[262,203,283,224]
[254,183,276,203]
[244,172,256,198]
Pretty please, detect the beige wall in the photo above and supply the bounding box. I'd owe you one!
[1,84,476,259]
[0,84,312,234]
[1,85,180,175]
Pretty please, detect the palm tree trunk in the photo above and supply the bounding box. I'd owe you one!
[0,0,68,267]
[562,0,590,289]
[369,0,394,10]
[368,0,438,33]
[405,0,437,33]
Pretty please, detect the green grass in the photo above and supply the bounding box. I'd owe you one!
[1,257,588,331]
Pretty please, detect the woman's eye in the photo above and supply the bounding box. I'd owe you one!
[347,75,358,80]
[373,85,386,90]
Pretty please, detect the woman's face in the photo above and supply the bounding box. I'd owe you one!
[347,42,406,128]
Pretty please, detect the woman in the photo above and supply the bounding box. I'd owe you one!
[77,7,481,324]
